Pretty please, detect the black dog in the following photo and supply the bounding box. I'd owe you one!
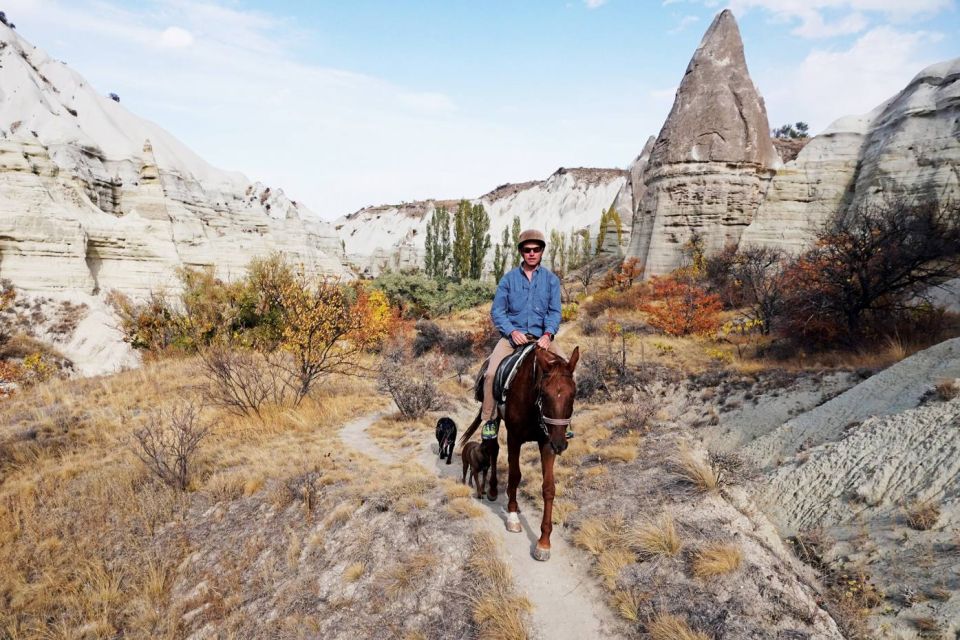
[435,417,457,465]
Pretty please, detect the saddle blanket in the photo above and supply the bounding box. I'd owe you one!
[473,343,537,409]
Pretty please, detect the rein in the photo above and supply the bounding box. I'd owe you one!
[532,354,572,438]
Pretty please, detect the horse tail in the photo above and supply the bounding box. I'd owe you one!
[458,409,482,447]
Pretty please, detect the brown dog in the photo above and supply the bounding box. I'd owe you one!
[461,439,499,499]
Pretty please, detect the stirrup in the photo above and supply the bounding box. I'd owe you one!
[481,420,499,440]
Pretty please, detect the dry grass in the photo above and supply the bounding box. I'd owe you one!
[629,514,683,558]
[611,587,647,622]
[466,532,533,640]
[672,448,720,493]
[904,500,941,531]
[343,561,366,582]
[935,378,959,401]
[0,354,495,637]
[647,612,711,640]
[596,548,636,588]
[692,543,742,578]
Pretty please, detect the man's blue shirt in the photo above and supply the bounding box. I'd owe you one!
[491,264,561,339]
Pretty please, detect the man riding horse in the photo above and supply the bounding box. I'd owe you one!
[481,228,570,441]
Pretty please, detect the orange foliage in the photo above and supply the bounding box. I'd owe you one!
[643,276,723,337]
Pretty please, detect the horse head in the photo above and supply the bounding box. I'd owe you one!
[535,346,579,455]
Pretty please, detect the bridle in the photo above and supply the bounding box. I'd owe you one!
[532,355,573,438]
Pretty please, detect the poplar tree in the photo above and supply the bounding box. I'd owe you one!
[424,207,452,279]
[511,216,522,266]
[467,203,491,280]
[452,200,471,280]
[493,226,509,282]
[596,205,624,255]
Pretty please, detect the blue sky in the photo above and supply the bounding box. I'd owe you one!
[5,0,959,218]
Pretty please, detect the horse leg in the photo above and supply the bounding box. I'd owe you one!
[533,444,556,561]
[487,440,500,502]
[505,438,522,533]
[446,439,453,465]
[474,469,484,499]
[461,456,468,485]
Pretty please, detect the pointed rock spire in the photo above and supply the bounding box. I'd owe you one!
[649,9,778,168]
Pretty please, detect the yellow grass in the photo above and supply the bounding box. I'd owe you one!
[648,613,711,640]
[596,548,636,588]
[692,543,743,578]
[673,448,719,493]
[611,587,647,622]
[466,532,533,640]
[343,561,366,582]
[447,497,485,519]
[629,514,683,558]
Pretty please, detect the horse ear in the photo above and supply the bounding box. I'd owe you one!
[568,346,580,372]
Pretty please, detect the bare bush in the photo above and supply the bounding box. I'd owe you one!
[199,347,289,419]
[131,402,212,491]
[935,378,959,401]
[731,246,788,334]
[619,392,655,432]
[904,500,940,531]
[378,354,445,418]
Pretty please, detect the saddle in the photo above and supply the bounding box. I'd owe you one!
[473,343,538,413]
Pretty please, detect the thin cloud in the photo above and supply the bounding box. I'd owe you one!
[584,0,608,8]
[669,14,701,33]
[159,26,193,48]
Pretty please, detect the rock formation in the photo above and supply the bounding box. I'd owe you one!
[628,9,779,276]
[0,24,348,296]
[741,57,960,252]
[336,167,627,276]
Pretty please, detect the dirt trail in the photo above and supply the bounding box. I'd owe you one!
[339,405,623,640]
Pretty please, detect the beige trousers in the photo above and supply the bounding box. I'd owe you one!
[481,337,559,421]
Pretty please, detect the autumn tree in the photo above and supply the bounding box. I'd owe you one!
[730,246,788,335]
[643,275,723,337]
[511,216,522,267]
[783,200,960,345]
[277,275,394,405]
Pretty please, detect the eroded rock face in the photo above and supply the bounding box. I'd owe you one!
[336,168,627,276]
[0,25,348,296]
[742,58,960,253]
[629,10,778,275]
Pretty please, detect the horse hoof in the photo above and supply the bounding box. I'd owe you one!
[532,546,551,562]
[505,512,522,533]
[487,491,498,502]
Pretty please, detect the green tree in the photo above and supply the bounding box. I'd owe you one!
[452,200,472,280]
[511,216,522,266]
[596,205,624,255]
[567,230,582,270]
[580,228,592,265]
[468,203,491,280]
[493,226,509,282]
[424,207,452,279]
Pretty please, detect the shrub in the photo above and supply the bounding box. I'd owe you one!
[643,276,722,337]
[371,271,441,318]
[730,246,788,334]
[413,320,444,356]
[378,352,445,418]
[131,402,212,491]
[107,289,182,352]
[199,347,289,418]
[904,500,940,531]
[935,379,959,401]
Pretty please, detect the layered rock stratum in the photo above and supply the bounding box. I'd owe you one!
[0,24,348,297]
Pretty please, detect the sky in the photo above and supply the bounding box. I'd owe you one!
[4,0,959,219]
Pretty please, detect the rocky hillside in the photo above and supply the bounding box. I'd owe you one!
[0,23,348,297]
[335,167,627,276]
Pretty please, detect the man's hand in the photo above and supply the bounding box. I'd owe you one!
[510,330,529,346]
[536,334,552,350]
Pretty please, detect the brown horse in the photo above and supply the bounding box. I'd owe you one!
[460,345,579,561]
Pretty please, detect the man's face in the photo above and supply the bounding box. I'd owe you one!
[520,243,544,268]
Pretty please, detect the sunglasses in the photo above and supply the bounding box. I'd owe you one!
[521,246,543,254]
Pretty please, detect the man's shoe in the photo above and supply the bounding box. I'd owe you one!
[481,420,499,440]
